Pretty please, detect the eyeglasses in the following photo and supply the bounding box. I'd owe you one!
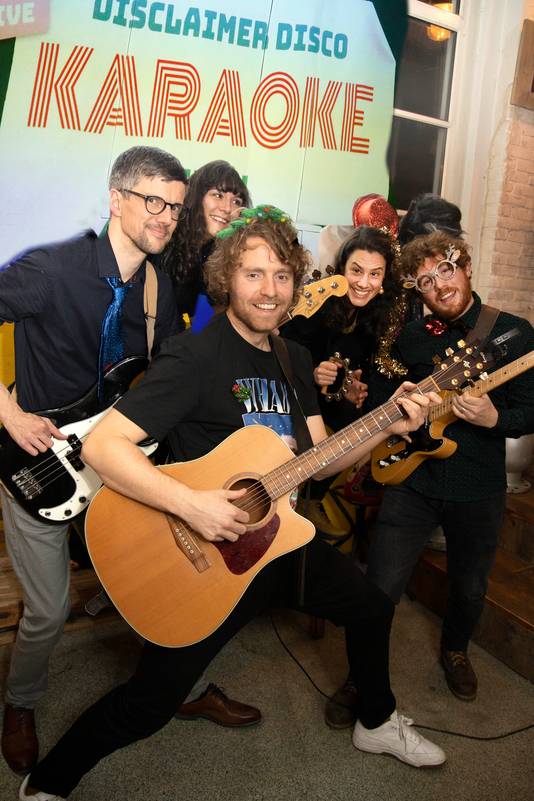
[403,259,457,294]
[120,189,183,221]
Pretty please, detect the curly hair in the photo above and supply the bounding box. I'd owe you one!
[160,160,251,282]
[401,231,471,281]
[323,225,403,342]
[205,217,312,307]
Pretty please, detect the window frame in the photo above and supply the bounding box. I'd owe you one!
[392,0,464,211]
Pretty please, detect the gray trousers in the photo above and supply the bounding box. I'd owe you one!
[1,487,71,707]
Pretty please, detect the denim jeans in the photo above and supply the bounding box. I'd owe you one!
[367,484,505,652]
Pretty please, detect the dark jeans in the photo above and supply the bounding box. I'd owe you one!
[367,485,506,651]
[31,537,395,798]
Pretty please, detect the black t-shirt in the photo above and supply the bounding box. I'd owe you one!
[117,313,320,462]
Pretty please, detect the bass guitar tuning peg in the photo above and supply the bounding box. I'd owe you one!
[432,354,441,365]
[457,339,466,348]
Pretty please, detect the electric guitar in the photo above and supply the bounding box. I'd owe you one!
[370,350,534,485]
[85,341,492,648]
[0,357,157,524]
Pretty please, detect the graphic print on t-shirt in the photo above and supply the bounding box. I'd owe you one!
[233,376,297,453]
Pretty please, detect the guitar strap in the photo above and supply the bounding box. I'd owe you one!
[270,334,314,454]
[270,333,314,607]
[144,260,158,360]
[464,304,500,347]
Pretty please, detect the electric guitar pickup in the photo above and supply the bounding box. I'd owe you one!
[0,357,156,523]
[370,350,534,485]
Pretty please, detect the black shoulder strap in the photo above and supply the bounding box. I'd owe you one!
[270,334,314,454]
[270,332,312,607]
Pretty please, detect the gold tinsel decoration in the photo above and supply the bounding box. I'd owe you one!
[374,293,409,379]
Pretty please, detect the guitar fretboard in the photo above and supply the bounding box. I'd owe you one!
[263,376,439,500]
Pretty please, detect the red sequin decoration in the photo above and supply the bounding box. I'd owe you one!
[424,319,448,336]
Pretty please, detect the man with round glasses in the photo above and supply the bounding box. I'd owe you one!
[368,231,534,701]
[404,253,457,294]
[340,230,534,712]
[0,146,187,775]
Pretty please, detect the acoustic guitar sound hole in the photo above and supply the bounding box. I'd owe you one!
[230,477,271,525]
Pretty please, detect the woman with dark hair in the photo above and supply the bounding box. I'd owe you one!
[160,160,251,328]
[282,225,408,551]
[284,225,408,433]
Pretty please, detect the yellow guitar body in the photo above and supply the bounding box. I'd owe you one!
[85,426,315,648]
[371,415,458,485]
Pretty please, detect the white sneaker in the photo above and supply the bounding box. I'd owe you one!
[19,775,66,801]
[353,710,446,768]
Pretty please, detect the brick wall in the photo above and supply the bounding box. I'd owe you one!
[486,5,534,324]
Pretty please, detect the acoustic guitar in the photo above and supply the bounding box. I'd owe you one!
[86,341,492,648]
[370,350,534,485]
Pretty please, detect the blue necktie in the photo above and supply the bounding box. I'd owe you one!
[98,277,132,399]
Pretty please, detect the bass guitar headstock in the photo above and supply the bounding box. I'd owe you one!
[287,275,348,320]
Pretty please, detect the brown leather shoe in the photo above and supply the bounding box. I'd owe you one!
[175,684,261,727]
[2,703,39,774]
[325,676,358,729]
[440,649,478,701]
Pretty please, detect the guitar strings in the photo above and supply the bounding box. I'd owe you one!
[16,353,477,506]
[226,350,485,519]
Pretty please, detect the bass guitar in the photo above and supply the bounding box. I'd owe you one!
[0,357,156,523]
[370,350,534,485]
[85,341,492,647]
[279,274,348,324]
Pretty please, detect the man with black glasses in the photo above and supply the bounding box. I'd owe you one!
[0,146,187,774]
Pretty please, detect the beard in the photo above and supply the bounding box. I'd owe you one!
[425,285,473,320]
[132,224,173,256]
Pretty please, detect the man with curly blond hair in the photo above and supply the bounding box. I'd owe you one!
[20,208,445,801]
[364,230,534,704]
